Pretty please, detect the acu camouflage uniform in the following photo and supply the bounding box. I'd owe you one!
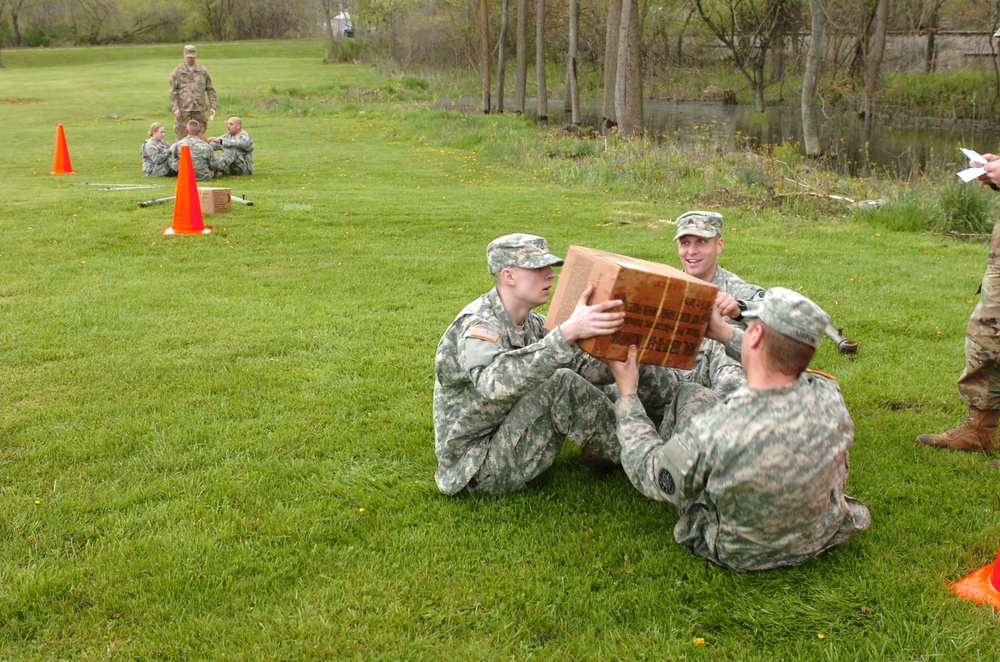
[169,50,217,141]
[171,137,220,182]
[957,217,1000,410]
[614,288,870,572]
[433,235,621,496]
[141,138,175,177]
[214,130,254,175]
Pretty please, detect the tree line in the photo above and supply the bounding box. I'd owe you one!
[3,0,1000,153]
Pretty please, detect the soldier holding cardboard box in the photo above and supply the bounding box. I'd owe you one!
[605,288,871,571]
[433,234,627,495]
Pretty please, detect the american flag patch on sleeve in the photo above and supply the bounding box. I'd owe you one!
[468,326,500,343]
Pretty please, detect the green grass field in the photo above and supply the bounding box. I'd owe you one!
[1,39,998,659]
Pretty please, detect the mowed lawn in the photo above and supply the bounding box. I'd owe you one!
[1,40,998,659]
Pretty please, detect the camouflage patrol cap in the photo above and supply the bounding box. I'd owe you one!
[743,287,830,348]
[487,234,564,275]
[674,211,723,240]
[184,45,197,56]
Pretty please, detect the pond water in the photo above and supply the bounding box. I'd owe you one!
[442,97,1000,181]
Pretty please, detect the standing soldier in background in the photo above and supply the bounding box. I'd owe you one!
[916,153,1000,456]
[169,45,217,141]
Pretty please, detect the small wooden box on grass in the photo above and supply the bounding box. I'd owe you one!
[197,187,231,214]
[543,246,719,369]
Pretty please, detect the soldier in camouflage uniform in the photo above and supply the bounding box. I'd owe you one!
[169,45,217,141]
[670,211,767,398]
[605,288,870,571]
[433,234,628,495]
[210,117,254,176]
[141,122,176,177]
[917,153,1000,454]
[170,120,221,182]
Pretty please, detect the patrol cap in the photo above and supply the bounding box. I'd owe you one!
[743,287,830,348]
[487,234,563,275]
[184,44,197,56]
[674,211,723,240]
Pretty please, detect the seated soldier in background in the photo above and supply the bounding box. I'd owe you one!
[141,122,176,177]
[170,119,220,182]
[210,116,254,176]
[604,288,870,572]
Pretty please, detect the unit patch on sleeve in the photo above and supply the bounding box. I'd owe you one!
[468,326,501,343]
[657,468,676,495]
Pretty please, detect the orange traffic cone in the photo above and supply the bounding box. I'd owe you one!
[949,546,1000,611]
[50,124,75,175]
[164,145,211,236]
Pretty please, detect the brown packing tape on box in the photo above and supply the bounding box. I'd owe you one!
[543,246,719,369]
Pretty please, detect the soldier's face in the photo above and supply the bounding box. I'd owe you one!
[185,55,196,66]
[677,235,723,281]
[153,126,166,141]
[227,118,240,135]
[508,266,556,308]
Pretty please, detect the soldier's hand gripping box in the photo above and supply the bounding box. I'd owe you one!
[543,246,719,369]
[197,187,232,214]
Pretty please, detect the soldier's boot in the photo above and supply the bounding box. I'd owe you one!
[915,407,1000,453]
[580,447,618,471]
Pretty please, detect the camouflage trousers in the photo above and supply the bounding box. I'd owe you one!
[958,218,1000,410]
[174,110,210,141]
[659,383,720,442]
[216,150,252,176]
[469,369,620,494]
[680,339,746,399]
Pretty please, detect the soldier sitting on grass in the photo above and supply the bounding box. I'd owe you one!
[170,119,221,182]
[604,288,870,572]
[433,234,627,495]
[209,116,254,176]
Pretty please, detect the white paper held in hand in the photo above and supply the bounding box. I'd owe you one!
[957,147,987,183]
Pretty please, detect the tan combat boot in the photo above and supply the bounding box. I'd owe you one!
[916,408,1000,453]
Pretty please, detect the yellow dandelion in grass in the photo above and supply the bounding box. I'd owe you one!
[28,534,34,541]
[818,633,826,640]
[358,507,366,515]
[937,331,943,336]
[693,637,705,646]
[34,500,41,505]
[876,233,881,237]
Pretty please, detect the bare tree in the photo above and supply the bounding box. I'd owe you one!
[190,0,234,41]
[514,0,528,113]
[861,0,889,140]
[695,0,796,112]
[567,0,580,124]
[615,0,643,135]
[496,0,509,113]
[602,0,621,129]
[802,0,827,156]
[536,0,547,119]
[478,0,490,113]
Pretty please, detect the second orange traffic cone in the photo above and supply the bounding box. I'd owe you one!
[950,546,1000,611]
[164,145,211,236]
[50,124,75,175]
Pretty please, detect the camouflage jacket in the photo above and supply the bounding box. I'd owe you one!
[615,363,870,572]
[171,137,219,182]
[217,130,254,174]
[712,266,767,326]
[433,288,610,495]
[169,63,217,113]
[141,139,173,177]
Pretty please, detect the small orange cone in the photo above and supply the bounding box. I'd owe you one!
[50,124,75,175]
[949,546,1000,611]
[164,145,211,236]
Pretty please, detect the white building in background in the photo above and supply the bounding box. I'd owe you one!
[322,12,353,37]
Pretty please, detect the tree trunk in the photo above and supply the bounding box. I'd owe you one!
[862,0,889,140]
[567,0,580,124]
[615,0,643,136]
[602,0,622,129]
[497,0,510,113]
[802,0,827,156]
[536,0,548,120]
[514,0,528,113]
[480,0,491,114]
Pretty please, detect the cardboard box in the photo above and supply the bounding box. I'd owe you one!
[197,187,231,214]
[544,246,719,369]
